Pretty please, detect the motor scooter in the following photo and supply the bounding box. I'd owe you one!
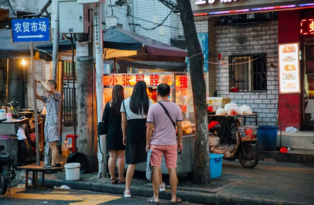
[0,143,16,195]
[208,120,259,168]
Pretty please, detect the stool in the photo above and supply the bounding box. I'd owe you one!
[66,134,78,153]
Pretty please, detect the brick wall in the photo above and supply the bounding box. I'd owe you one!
[213,20,279,125]
[27,60,48,110]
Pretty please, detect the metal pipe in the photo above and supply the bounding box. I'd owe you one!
[31,42,40,166]
[94,3,106,178]
[70,34,77,152]
[52,0,59,81]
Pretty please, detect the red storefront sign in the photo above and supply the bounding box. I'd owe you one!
[300,19,314,35]
[103,74,173,86]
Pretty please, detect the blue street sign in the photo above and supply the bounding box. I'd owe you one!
[11,18,50,43]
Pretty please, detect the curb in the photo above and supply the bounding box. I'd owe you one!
[44,179,308,205]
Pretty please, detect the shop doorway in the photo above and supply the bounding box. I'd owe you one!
[303,40,314,130]
[62,61,77,126]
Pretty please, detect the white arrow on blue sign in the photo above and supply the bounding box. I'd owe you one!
[11,18,50,43]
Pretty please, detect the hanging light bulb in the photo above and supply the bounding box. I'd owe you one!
[22,59,26,66]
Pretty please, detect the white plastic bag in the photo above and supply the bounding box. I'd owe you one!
[224,102,237,111]
[240,105,253,114]
[285,126,298,132]
[17,128,27,140]
[228,107,243,116]
[208,136,220,148]
[215,108,227,115]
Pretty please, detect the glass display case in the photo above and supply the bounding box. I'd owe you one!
[103,72,195,135]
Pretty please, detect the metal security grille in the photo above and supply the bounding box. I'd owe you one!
[62,61,77,126]
[229,54,267,92]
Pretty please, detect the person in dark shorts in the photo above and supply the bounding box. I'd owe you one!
[121,81,153,198]
[102,85,125,184]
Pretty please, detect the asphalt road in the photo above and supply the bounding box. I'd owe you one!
[0,187,201,205]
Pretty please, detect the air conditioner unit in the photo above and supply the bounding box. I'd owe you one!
[59,1,89,33]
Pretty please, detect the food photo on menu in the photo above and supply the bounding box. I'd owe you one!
[283,56,296,62]
[283,73,297,81]
[282,45,296,53]
[284,64,297,71]
[283,82,297,89]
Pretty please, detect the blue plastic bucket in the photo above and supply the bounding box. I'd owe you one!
[257,125,279,151]
[210,153,224,178]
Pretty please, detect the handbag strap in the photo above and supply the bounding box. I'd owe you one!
[97,125,103,155]
[158,102,176,128]
[123,101,129,120]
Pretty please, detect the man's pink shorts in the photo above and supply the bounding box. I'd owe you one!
[150,145,177,168]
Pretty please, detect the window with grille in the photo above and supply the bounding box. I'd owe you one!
[229,54,267,92]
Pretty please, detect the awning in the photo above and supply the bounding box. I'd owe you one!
[103,27,187,58]
[117,60,187,72]
[35,27,187,62]
[0,29,48,59]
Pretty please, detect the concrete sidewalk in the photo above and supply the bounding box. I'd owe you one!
[28,160,313,205]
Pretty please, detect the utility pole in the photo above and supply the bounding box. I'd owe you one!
[51,0,60,81]
[177,0,210,184]
[76,29,95,171]
[93,3,107,178]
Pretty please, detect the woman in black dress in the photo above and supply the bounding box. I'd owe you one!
[102,85,125,184]
[121,81,153,198]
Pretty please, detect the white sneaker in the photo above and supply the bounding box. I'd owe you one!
[124,190,131,198]
[159,183,165,192]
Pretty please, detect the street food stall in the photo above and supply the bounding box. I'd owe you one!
[103,72,196,175]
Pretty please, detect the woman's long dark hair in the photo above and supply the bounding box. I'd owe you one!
[111,85,124,115]
[130,81,149,115]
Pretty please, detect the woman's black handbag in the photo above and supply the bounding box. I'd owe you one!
[98,121,107,135]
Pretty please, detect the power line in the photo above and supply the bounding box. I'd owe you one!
[112,9,183,30]
[130,8,173,30]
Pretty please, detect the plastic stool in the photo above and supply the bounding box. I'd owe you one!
[66,134,78,153]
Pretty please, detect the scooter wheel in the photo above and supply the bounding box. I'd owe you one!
[239,147,259,169]
[0,174,8,195]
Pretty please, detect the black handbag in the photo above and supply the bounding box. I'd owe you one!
[98,121,108,135]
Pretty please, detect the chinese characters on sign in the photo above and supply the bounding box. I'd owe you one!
[12,18,50,43]
[103,74,173,87]
[150,75,160,86]
[94,11,100,54]
[196,0,242,5]
[122,74,131,86]
[278,43,300,94]
[136,74,144,82]
[300,19,314,35]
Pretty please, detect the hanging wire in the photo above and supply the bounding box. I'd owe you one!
[130,8,174,31]
[109,0,114,16]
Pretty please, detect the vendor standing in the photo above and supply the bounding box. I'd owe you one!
[35,79,62,168]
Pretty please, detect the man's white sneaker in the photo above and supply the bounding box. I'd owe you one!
[124,190,131,198]
[159,183,165,192]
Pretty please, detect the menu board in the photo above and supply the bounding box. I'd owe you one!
[305,44,314,74]
[278,43,300,94]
